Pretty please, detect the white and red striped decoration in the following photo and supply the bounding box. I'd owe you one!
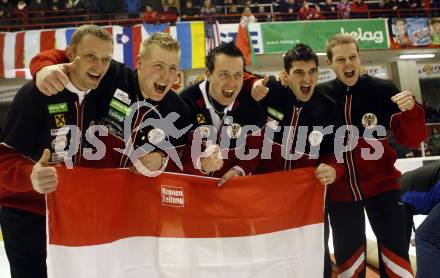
[0,24,170,79]
[47,167,325,278]
[0,29,58,79]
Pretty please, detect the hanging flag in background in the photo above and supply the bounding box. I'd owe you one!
[47,167,325,278]
[55,27,76,50]
[205,20,221,56]
[0,29,56,79]
[143,22,170,37]
[247,24,261,54]
[113,23,170,69]
[114,25,135,68]
[0,24,171,79]
[218,23,262,54]
[132,23,171,65]
[0,32,21,78]
[235,23,256,65]
[56,26,112,51]
[134,23,170,66]
[176,21,206,70]
[24,29,55,67]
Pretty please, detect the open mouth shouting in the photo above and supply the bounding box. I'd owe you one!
[154,82,167,94]
[87,72,101,81]
[344,70,356,78]
[222,89,235,98]
[300,85,311,95]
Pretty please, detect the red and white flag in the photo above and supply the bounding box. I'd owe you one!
[0,29,56,79]
[47,168,325,278]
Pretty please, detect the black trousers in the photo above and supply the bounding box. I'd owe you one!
[0,207,47,278]
[328,190,413,278]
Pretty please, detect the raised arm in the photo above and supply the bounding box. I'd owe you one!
[390,91,428,148]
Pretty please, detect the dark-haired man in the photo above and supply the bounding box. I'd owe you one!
[247,43,343,182]
[244,43,344,278]
[180,42,266,186]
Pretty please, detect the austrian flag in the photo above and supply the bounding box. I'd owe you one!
[46,168,325,278]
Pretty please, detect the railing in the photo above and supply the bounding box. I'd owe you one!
[0,7,439,31]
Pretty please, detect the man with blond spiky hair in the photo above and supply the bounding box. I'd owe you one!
[29,32,200,174]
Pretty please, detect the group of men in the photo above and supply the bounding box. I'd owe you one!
[0,23,430,278]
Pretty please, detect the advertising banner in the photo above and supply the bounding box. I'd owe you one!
[261,19,389,54]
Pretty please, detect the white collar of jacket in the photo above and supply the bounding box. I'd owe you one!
[199,79,234,114]
[65,82,91,105]
[199,79,235,130]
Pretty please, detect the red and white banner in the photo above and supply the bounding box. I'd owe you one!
[0,29,57,79]
[46,167,325,278]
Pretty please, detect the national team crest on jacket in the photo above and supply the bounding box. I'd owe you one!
[197,126,211,139]
[308,130,324,146]
[362,113,378,129]
[148,128,165,145]
[227,123,242,139]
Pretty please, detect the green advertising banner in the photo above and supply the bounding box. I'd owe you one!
[261,19,389,54]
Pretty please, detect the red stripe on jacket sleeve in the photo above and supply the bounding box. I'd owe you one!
[29,48,68,79]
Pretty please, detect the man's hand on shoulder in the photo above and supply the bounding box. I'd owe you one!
[36,56,80,96]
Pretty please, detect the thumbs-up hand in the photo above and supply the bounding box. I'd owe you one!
[31,149,58,194]
[62,56,80,74]
[251,74,270,101]
[36,56,80,96]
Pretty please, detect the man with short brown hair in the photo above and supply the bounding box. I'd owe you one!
[0,24,115,278]
[244,43,344,278]
[321,33,427,277]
